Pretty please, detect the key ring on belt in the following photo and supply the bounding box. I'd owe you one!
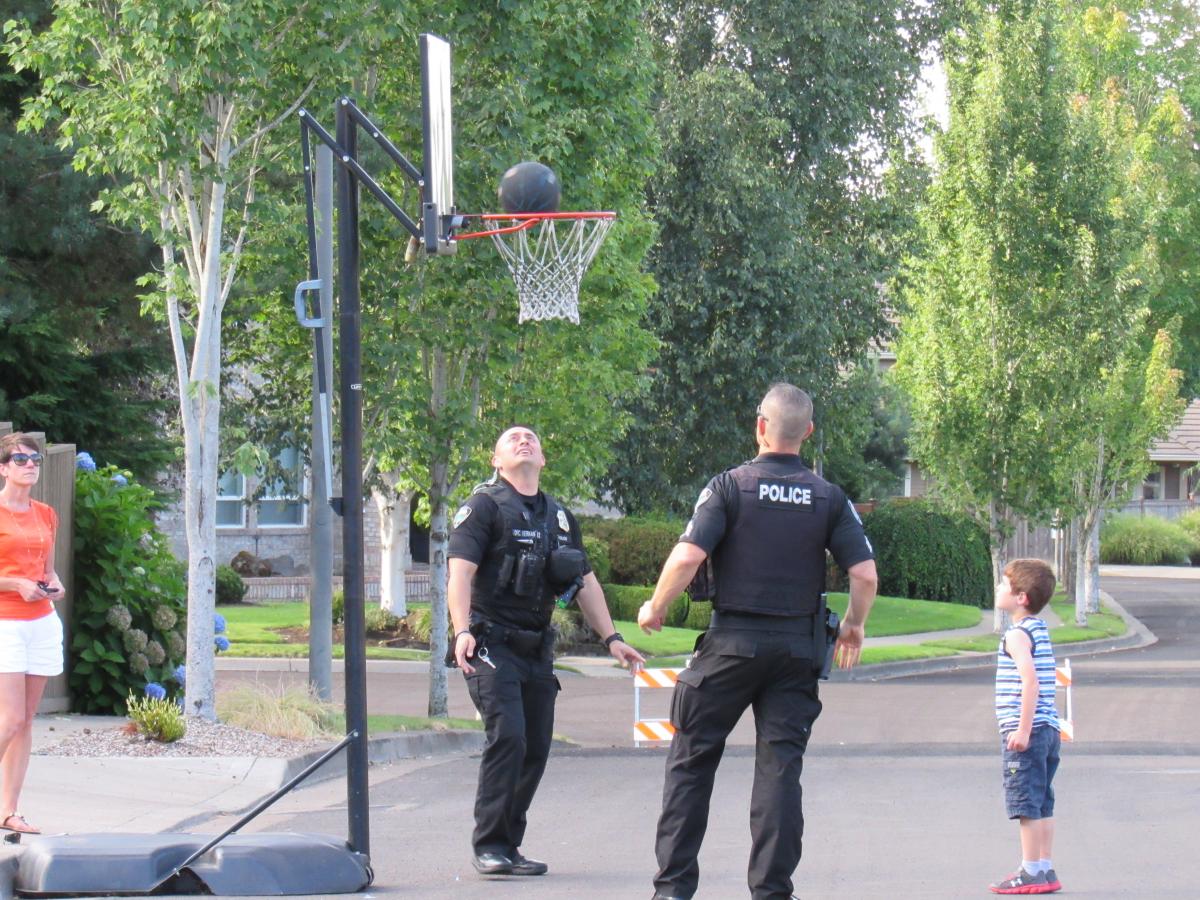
[475,646,497,669]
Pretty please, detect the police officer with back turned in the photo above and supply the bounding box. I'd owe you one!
[449,425,645,878]
[638,383,878,900]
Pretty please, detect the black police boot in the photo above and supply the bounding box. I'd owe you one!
[651,893,687,900]
[472,850,514,875]
[510,851,548,876]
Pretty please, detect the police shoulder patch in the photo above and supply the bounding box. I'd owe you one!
[557,509,570,532]
[694,487,713,512]
[453,505,472,529]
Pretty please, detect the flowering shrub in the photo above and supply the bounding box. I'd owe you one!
[71,460,187,714]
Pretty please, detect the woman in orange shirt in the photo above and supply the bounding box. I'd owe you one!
[0,433,65,834]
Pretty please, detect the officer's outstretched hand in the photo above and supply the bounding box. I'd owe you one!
[637,600,665,634]
[609,640,645,673]
[455,631,477,674]
[834,620,866,669]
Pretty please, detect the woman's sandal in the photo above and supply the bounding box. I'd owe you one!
[0,813,40,834]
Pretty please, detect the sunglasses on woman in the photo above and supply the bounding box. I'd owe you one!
[2,452,43,467]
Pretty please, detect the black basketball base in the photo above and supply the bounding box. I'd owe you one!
[13,833,372,896]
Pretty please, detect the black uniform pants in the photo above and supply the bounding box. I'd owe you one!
[653,618,822,900]
[464,639,559,856]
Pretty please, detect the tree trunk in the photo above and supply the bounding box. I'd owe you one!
[1073,515,1088,627]
[177,143,230,722]
[426,480,450,717]
[372,474,412,617]
[990,504,1008,633]
[1084,515,1101,615]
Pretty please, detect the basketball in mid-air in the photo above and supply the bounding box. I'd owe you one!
[498,161,561,214]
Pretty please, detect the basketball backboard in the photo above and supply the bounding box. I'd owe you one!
[420,33,455,254]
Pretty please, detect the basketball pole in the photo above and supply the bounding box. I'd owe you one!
[335,97,371,857]
[298,65,453,858]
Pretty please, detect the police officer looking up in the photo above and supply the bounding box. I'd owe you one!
[637,384,878,900]
[449,426,645,878]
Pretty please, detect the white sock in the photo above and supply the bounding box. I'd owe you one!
[1021,860,1040,875]
[1039,859,1054,874]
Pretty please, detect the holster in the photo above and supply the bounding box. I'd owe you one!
[820,602,840,680]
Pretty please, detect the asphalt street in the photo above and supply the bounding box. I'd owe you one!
[200,573,1199,899]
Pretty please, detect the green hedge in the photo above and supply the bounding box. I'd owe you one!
[602,583,689,627]
[1100,513,1195,565]
[582,516,683,585]
[216,564,247,605]
[1177,510,1200,565]
[862,498,993,607]
[582,534,612,583]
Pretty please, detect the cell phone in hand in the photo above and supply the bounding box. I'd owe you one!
[36,581,60,595]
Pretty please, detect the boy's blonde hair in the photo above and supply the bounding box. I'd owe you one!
[1004,558,1055,614]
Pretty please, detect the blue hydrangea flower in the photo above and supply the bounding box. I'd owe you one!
[213,613,227,635]
[214,635,231,653]
[144,682,167,700]
[75,452,96,471]
[111,473,128,486]
[173,664,186,685]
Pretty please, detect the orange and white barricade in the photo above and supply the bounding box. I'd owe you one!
[633,667,686,745]
[1056,658,1074,742]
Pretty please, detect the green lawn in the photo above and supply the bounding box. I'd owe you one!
[925,599,1126,652]
[222,643,429,661]
[827,593,982,635]
[221,594,996,666]
[327,713,482,733]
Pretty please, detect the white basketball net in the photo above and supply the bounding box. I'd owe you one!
[489,216,614,324]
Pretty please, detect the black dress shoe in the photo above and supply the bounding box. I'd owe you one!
[510,852,548,876]
[472,851,514,875]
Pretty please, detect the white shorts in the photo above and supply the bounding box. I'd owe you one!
[0,612,64,676]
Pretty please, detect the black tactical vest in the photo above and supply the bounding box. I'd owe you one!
[470,481,573,623]
[711,462,833,616]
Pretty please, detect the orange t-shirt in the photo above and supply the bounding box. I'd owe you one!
[0,500,58,620]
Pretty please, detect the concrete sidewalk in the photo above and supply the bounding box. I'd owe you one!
[14,583,1158,843]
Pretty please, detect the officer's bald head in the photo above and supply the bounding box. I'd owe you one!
[757,384,814,450]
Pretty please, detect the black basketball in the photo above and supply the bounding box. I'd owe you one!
[498,161,561,214]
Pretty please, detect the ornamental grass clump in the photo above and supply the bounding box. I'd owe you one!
[216,684,339,741]
[1100,513,1194,565]
[126,692,186,743]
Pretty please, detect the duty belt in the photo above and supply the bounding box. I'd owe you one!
[473,620,548,656]
[709,610,815,633]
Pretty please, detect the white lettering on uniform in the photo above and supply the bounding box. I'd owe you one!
[758,483,812,504]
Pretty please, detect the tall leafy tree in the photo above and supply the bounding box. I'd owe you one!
[1,0,172,480]
[7,0,402,719]
[895,0,1175,629]
[606,0,941,513]
[224,0,658,716]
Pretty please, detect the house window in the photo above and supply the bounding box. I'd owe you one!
[216,471,246,528]
[257,447,307,528]
[1142,469,1162,501]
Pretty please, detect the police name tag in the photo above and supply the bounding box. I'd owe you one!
[756,479,814,511]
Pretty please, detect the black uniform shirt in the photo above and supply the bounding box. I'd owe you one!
[448,481,590,631]
[681,453,874,572]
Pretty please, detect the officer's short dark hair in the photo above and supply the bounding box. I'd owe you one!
[760,383,813,445]
[1004,558,1056,614]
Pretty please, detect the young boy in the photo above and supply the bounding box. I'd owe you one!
[990,558,1063,895]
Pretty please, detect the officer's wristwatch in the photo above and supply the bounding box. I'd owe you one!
[603,631,624,649]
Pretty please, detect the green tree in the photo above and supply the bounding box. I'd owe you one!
[895,0,1155,629]
[224,0,658,716]
[7,0,401,719]
[1,0,173,479]
[605,0,941,514]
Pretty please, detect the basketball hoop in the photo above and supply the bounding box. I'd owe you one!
[454,212,615,323]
